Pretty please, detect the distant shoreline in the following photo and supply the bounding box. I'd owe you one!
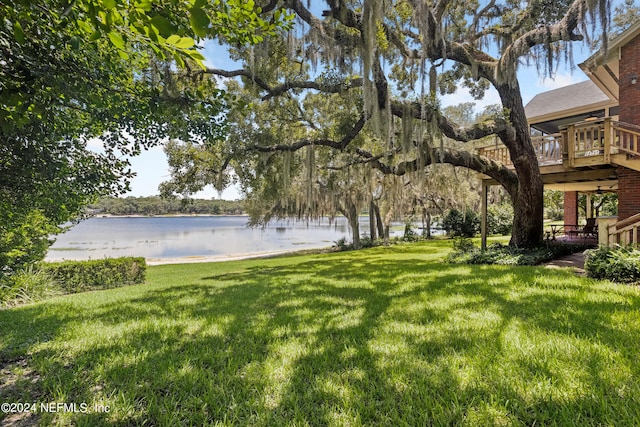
[94,213,250,218]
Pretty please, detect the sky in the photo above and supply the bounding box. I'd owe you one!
[121,20,597,200]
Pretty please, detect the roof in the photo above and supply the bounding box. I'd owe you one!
[524,80,611,122]
[579,19,640,101]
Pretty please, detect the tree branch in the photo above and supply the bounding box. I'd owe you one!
[389,100,509,142]
[355,146,518,195]
[285,0,328,37]
[246,115,367,152]
[500,0,588,70]
[203,67,363,100]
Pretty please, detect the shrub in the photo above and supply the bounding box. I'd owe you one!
[446,242,592,266]
[584,246,640,283]
[0,209,59,275]
[452,236,475,253]
[360,234,382,249]
[333,237,352,251]
[443,208,479,237]
[0,266,60,307]
[487,203,513,235]
[44,257,147,293]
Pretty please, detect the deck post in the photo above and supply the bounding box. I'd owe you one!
[560,127,569,164]
[603,117,611,163]
[567,124,576,167]
[481,181,488,250]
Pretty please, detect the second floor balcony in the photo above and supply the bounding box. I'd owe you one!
[477,118,640,173]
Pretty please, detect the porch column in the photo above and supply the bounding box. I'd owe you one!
[564,191,579,227]
[586,193,593,219]
[481,182,488,250]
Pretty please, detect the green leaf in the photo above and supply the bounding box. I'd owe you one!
[189,8,210,38]
[103,0,116,10]
[166,36,195,49]
[150,15,174,37]
[175,37,195,49]
[173,51,185,68]
[77,20,93,34]
[186,49,205,61]
[68,35,81,50]
[107,31,125,49]
[89,30,102,41]
[14,21,26,43]
[166,34,181,45]
[135,0,152,11]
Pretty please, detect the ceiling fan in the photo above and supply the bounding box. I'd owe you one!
[595,184,617,194]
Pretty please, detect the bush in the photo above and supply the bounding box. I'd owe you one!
[0,209,59,275]
[0,266,60,307]
[44,257,147,293]
[443,208,479,237]
[452,236,475,253]
[333,237,352,251]
[446,242,592,266]
[360,234,382,249]
[487,203,513,235]
[584,246,640,283]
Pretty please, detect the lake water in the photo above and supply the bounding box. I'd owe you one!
[46,216,393,263]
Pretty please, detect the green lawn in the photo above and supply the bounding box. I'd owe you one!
[1,241,640,426]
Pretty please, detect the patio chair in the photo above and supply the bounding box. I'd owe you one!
[566,218,598,240]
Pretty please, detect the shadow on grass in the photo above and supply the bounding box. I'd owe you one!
[1,244,640,425]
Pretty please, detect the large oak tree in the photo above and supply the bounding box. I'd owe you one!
[175,0,612,248]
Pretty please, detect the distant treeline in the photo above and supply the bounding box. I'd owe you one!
[88,196,245,216]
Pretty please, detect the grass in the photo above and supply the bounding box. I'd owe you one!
[1,240,640,426]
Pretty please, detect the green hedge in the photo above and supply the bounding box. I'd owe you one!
[584,246,640,283]
[44,257,146,293]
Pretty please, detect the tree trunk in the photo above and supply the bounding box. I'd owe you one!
[339,201,361,249]
[497,83,545,248]
[423,208,431,238]
[349,202,361,249]
[373,202,384,241]
[369,200,377,240]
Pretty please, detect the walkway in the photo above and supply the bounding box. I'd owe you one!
[544,252,586,275]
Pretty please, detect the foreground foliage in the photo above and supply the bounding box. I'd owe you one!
[446,240,594,266]
[0,258,146,307]
[1,241,639,425]
[585,246,640,283]
[0,0,289,275]
[0,266,60,308]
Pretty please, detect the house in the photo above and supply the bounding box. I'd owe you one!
[478,20,640,247]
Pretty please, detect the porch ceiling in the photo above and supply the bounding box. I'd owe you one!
[542,167,618,193]
[545,179,618,193]
[481,167,619,191]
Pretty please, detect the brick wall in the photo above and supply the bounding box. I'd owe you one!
[620,34,640,124]
[564,191,578,226]
[618,35,640,220]
[617,166,640,220]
